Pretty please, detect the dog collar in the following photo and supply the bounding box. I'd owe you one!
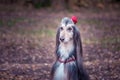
[58,57,76,63]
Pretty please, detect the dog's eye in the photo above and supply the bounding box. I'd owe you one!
[60,27,63,30]
[67,27,72,31]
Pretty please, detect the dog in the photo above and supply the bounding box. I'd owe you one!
[51,17,89,80]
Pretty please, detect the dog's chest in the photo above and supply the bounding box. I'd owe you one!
[54,62,76,80]
[54,43,76,79]
[59,43,74,60]
[54,63,65,80]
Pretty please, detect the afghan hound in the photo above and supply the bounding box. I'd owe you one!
[51,17,89,80]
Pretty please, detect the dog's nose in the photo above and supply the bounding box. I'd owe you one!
[60,38,64,42]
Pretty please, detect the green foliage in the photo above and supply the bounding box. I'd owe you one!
[16,28,55,38]
[0,20,3,27]
[0,18,25,27]
[7,20,16,27]
[34,0,51,9]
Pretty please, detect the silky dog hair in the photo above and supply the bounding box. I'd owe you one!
[51,17,89,80]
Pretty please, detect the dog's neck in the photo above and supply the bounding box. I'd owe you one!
[58,40,74,60]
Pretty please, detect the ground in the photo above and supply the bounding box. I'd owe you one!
[0,5,120,80]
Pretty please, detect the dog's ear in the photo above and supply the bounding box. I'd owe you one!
[73,26,89,80]
[56,27,60,55]
[73,26,83,72]
[73,26,82,57]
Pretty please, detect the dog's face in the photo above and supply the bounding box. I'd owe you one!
[59,24,73,43]
[59,18,74,44]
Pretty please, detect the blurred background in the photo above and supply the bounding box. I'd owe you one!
[0,0,120,80]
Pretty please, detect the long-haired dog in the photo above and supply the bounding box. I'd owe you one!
[51,17,89,80]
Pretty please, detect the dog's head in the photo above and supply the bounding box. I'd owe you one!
[59,17,74,44]
[56,17,82,56]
